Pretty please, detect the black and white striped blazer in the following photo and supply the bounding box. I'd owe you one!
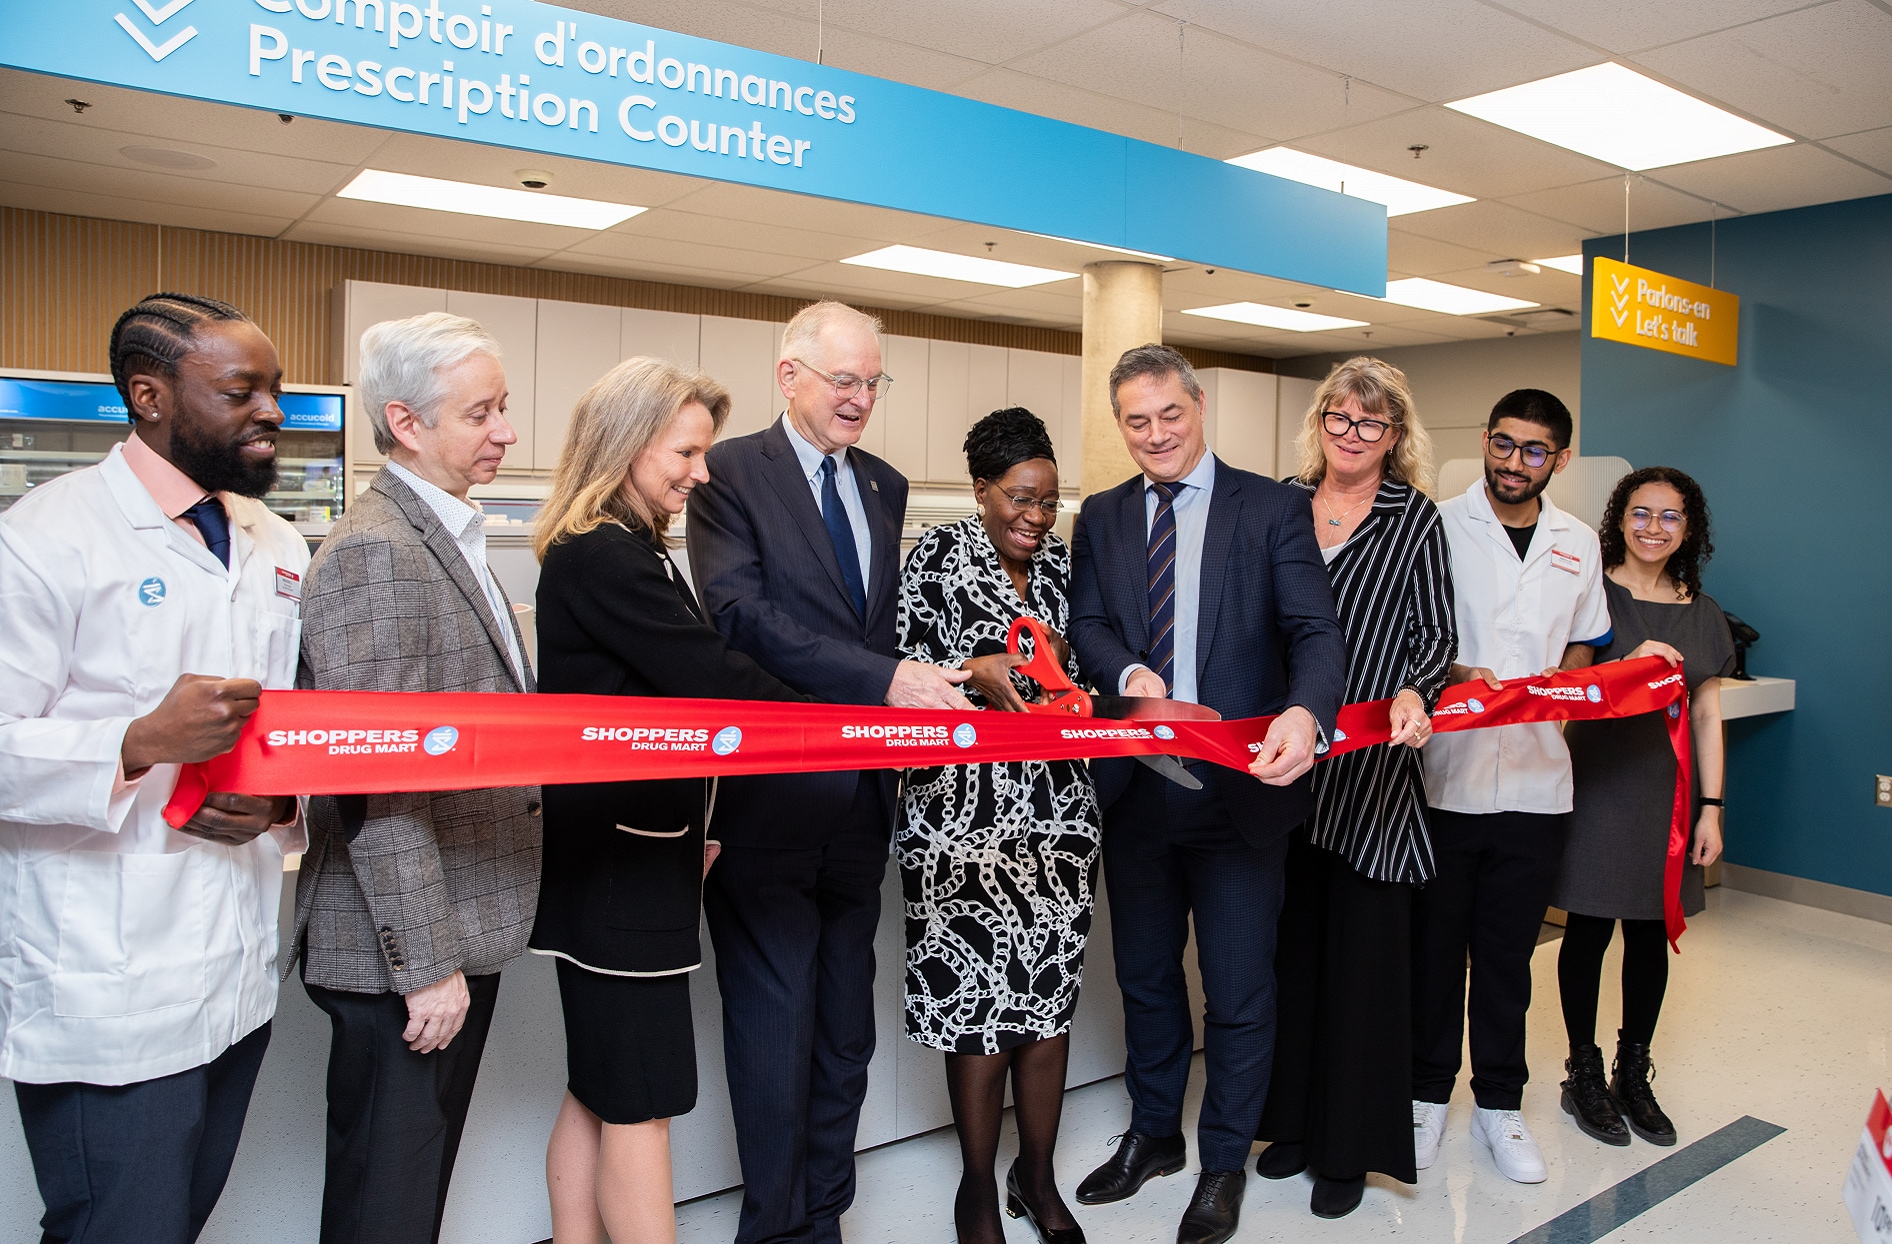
[1291,477,1456,883]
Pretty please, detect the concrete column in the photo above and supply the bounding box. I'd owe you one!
[1080,260,1165,496]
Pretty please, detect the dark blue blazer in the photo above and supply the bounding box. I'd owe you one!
[686,416,908,847]
[1068,457,1349,845]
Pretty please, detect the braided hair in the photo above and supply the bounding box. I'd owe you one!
[109,293,252,421]
[1598,465,1714,599]
[964,406,1055,484]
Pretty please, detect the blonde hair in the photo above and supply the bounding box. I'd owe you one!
[534,356,730,560]
[1294,356,1436,495]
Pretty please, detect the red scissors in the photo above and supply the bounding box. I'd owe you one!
[1004,616,1218,788]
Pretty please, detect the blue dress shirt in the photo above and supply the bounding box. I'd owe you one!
[1121,451,1216,705]
[781,414,873,593]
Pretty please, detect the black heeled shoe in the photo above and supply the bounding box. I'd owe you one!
[1005,1164,1086,1244]
[1310,1173,1366,1219]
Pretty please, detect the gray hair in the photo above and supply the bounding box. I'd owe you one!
[358,312,502,454]
[1107,343,1201,417]
[779,299,882,366]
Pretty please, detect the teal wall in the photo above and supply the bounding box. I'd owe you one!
[1580,193,1892,897]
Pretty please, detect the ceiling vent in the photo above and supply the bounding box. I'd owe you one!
[1478,307,1578,330]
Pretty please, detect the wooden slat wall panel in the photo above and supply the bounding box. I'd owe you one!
[0,206,1272,383]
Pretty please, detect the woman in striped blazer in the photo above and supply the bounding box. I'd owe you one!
[1253,357,1457,1219]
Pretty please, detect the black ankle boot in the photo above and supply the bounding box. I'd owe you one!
[1560,1042,1629,1146]
[1610,1033,1677,1146]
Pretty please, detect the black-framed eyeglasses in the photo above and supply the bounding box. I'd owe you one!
[1628,507,1686,532]
[1487,433,1552,469]
[1322,411,1391,443]
[794,358,893,402]
[999,491,1061,517]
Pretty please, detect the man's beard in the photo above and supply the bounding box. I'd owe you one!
[1485,462,1549,507]
[169,418,279,498]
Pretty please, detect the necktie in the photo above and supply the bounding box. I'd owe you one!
[819,455,868,617]
[183,496,231,568]
[1146,482,1178,693]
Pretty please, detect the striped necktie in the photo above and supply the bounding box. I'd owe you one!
[1146,481,1178,693]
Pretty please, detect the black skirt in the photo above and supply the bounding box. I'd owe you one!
[554,957,697,1125]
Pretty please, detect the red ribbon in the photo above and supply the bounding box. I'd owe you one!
[165,656,1694,947]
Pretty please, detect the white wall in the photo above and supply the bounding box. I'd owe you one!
[1277,332,1581,465]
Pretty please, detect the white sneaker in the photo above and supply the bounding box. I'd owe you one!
[1413,1100,1448,1170]
[1471,1106,1548,1183]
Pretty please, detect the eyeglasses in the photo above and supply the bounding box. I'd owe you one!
[1487,433,1552,469]
[794,359,893,402]
[1322,411,1392,443]
[1628,507,1686,532]
[998,491,1061,517]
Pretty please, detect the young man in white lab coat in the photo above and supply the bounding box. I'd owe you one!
[0,294,310,1244]
[1411,389,1612,1187]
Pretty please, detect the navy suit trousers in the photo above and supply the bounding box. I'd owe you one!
[1103,764,1290,1172]
[705,774,889,1244]
[14,1021,271,1244]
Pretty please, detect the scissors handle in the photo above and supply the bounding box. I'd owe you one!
[1006,616,1092,717]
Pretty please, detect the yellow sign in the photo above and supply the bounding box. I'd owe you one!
[1591,256,1739,367]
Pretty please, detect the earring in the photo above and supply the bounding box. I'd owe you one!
[977,504,985,518]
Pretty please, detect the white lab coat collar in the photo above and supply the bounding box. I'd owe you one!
[100,442,247,583]
[1460,474,1572,563]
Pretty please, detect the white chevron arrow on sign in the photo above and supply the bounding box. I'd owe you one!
[115,11,198,60]
[130,0,196,22]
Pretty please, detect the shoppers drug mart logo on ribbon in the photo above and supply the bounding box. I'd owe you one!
[952,723,978,749]
[422,725,460,756]
[1153,725,1176,741]
[711,726,742,756]
[1586,684,1603,703]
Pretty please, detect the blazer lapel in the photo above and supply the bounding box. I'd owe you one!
[375,471,526,691]
[1117,478,1150,654]
[1194,461,1243,684]
[759,417,857,614]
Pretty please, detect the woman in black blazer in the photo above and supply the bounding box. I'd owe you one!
[531,356,807,1244]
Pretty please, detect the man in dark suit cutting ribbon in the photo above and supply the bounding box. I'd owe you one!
[1068,344,1348,1244]
[686,300,970,1244]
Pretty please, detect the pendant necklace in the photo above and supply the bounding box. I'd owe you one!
[1319,489,1374,528]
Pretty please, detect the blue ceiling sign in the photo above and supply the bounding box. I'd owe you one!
[4,0,1387,295]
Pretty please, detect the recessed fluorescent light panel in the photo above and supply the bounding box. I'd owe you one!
[841,245,1075,288]
[337,169,645,229]
[1020,232,1175,262]
[1380,278,1538,315]
[1534,255,1586,275]
[1445,63,1791,170]
[1182,302,1369,333]
[1225,147,1474,217]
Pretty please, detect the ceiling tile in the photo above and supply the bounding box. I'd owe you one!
[0,179,294,237]
[1391,198,1593,261]
[0,113,359,196]
[1293,106,1620,200]
[1386,228,1508,275]
[1492,0,1819,56]
[359,132,705,207]
[1501,173,1712,234]
[1650,141,1892,214]
[655,180,945,242]
[534,252,761,288]
[0,150,320,221]
[281,219,559,266]
[1424,264,1582,310]
[1823,125,1892,175]
[815,0,1131,70]
[1631,0,1892,140]
[1004,12,1411,142]
[951,66,1275,151]
[612,208,867,261]
[301,197,580,251]
[1151,0,1595,103]
[556,229,814,277]
[0,69,389,164]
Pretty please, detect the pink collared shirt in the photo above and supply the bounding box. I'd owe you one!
[120,429,213,550]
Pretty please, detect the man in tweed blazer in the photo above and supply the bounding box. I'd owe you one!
[292,313,540,1244]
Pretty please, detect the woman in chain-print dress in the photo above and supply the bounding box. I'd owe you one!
[898,407,1100,1243]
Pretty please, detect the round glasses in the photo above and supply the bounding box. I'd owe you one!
[1487,433,1552,469]
[794,358,893,402]
[1628,507,1686,532]
[1322,411,1391,442]
[998,491,1061,517]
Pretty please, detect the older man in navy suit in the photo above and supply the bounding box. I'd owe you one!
[686,300,970,1244]
[1069,344,1347,1244]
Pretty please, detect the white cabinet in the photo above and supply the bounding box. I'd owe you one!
[875,335,929,479]
[621,308,701,370]
[1276,374,1318,482]
[333,280,448,468]
[1200,368,1280,479]
[534,300,623,474]
[699,316,780,442]
[924,340,970,483]
[444,291,538,474]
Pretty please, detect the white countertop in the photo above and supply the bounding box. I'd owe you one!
[1718,675,1794,720]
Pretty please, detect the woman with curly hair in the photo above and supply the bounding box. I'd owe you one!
[1554,466,1733,1152]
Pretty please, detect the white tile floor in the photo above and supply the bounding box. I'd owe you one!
[676,888,1891,1243]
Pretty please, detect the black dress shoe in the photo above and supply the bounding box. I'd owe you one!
[1255,1141,1306,1179]
[1005,1163,1086,1244]
[1075,1132,1186,1205]
[1310,1173,1365,1219]
[1176,1169,1245,1244]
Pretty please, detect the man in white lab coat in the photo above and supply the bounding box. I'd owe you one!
[0,294,311,1244]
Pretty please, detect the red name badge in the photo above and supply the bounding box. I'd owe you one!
[1845,1089,1892,1242]
[1551,548,1582,575]
[275,567,302,601]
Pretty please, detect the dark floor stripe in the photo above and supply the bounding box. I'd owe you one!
[1509,1115,1786,1244]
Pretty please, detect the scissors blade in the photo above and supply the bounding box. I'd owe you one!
[1136,753,1204,790]
[1087,696,1223,722]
